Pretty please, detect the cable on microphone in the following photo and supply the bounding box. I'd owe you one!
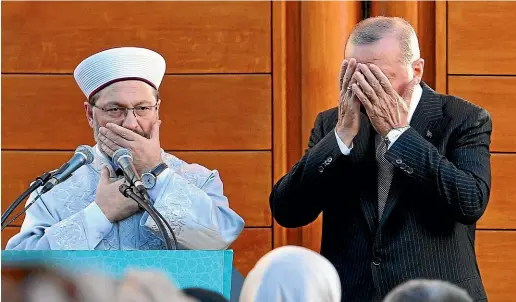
[119,184,177,250]
[1,171,54,229]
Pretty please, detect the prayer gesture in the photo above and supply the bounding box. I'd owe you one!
[98,120,163,174]
[351,63,420,136]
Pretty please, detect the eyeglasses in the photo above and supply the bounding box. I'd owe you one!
[92,103,158,119]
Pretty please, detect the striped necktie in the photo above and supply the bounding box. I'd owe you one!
[376,135,394,221]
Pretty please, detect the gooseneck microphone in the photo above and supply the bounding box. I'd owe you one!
[41,145,95,194]
[112,148,149,199]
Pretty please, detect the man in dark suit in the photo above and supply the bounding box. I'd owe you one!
[269,16,491,302]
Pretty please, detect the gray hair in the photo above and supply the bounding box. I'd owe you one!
[383,279,473,302]
[348,16,420,64]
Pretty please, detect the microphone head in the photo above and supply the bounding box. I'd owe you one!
[113,148,133,166]
[75,145,95,164]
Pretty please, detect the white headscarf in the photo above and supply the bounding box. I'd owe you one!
[239,245,341,302]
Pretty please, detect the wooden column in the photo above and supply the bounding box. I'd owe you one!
[272,1,303,248]
[370,1,436,89]
[299,1,362,252]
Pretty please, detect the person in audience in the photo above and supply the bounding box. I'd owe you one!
[239,245,341,302]
[6,47,244,250]
[270,16,491,301]
[2,264,197,302]
[183,287,229,302]
[383,279,473,302]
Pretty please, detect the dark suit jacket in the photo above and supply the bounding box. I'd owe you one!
[269,83,492,301]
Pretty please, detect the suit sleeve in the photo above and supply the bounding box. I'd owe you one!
[269,112,352,228]
[384,108,492,225]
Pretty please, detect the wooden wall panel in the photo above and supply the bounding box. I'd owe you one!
[1,226,272,276]
[448,2,516,75]
[299,1,362,253]
[1,75,272,151]
[174,151,271,227]
[1,227,20,249]
[476,231,516,302]
[371,1,436,88]
[448,76,516,152]
[1,1,271,74]
[229,228,272,276]
[477,155,516,229]
[1,151,271,227]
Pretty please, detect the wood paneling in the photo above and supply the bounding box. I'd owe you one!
[476,231,516,302]
[1,227,20,249]
[1,75,272,151]
[1,1,271,74]
[448,2,516,75]
[448,76,516,152]
[272,1,303,248]
[478,154,516,229]
[1,151,271,227]
[229,228,271,276]
[435,1,447,94]
[370,1,436,88]
[300,1,362,253]
[174,151,271,227]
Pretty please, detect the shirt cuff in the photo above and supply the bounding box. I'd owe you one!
[83,202,113,249]
[147,168,172,202]
[334,128,352,155]
[386,126,410,149]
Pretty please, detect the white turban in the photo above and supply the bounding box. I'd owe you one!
[73,47,166,99]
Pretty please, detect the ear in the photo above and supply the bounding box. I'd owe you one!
[412,58,425,82]
[84,102,94,128]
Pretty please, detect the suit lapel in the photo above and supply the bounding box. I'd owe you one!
[378,83,444,229]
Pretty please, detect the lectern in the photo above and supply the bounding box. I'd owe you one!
[2,250,234,299]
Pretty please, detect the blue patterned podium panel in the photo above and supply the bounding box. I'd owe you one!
[1,250,233,299]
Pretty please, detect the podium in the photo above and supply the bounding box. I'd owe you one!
[1,250,234,299]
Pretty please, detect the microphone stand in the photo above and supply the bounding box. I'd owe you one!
[118,184,177,250]
[1,171,54,228]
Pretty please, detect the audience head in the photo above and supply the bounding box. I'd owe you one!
[239,245,341,302]
[182,287,228,302]
[383,279,473,302]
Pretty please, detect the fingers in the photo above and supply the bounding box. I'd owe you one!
[99,127,129,146]
[150,120,161,140]
[368,64,397,96]
[339,60,349,90]
[354,68,379,104]
[351,83,374,113]
[98,130,124,152]
[341,58,357,92]
[358,64,388,99]
[106,123,137,141]
[99,142,115,158]
[99,166,110,184]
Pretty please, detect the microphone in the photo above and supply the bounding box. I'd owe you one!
[41,145,95,194]
[112,148,149,199]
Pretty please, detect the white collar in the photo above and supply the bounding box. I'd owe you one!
[407,84,423,124]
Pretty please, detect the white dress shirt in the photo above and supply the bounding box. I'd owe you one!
[335,84,423,154]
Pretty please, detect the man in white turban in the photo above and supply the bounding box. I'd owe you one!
[7,47,245,250]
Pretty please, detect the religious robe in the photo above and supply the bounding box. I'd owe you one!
[6,145,245,250]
